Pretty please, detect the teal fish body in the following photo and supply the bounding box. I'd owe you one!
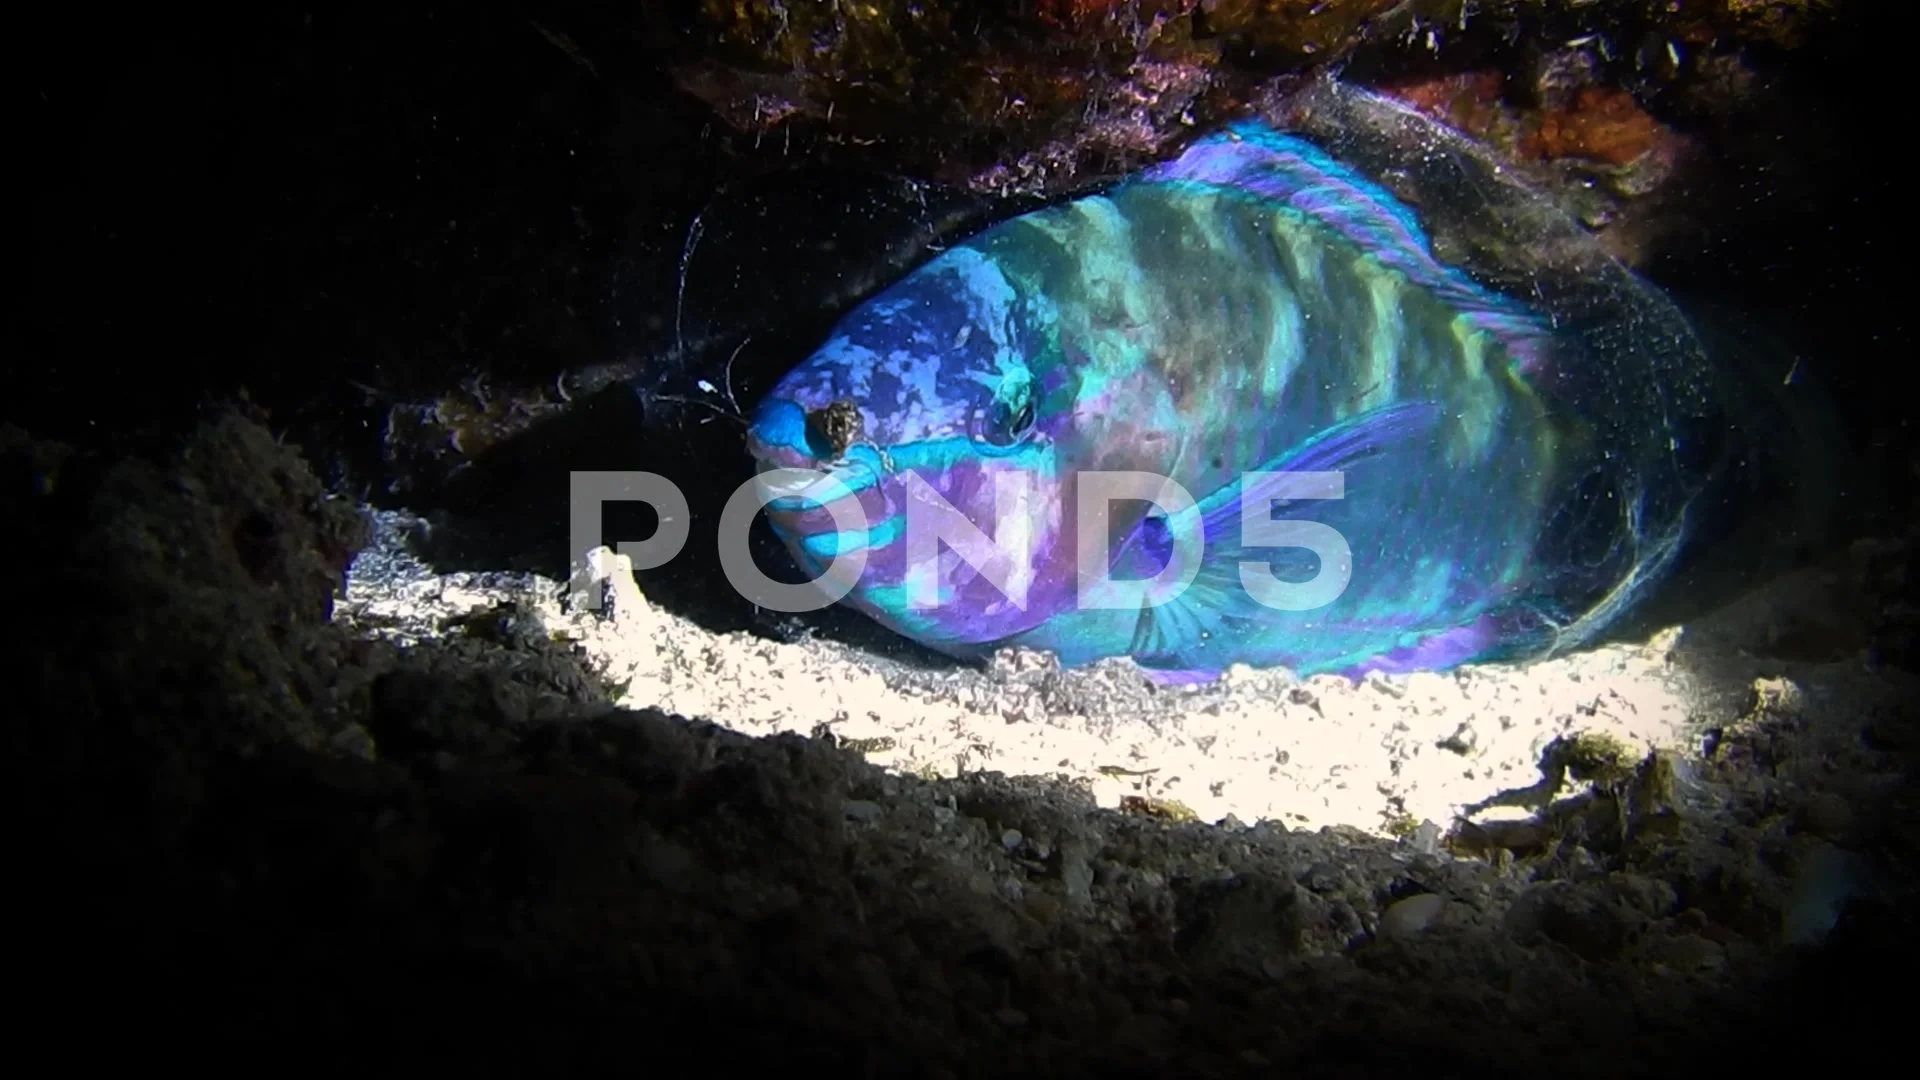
[746,97,1710,681]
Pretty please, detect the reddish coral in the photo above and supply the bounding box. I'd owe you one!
[1520,87,1663,167]
[1377,71,1509,145]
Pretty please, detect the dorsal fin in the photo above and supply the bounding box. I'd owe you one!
[1135,120,1560,375]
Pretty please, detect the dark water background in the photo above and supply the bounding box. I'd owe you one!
[16,4,1912,665]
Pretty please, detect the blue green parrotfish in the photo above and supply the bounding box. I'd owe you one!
[744,97,1714,684]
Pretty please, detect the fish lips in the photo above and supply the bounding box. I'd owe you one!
[750,456,893,553]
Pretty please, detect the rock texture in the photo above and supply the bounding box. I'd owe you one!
[673,0,1839,201]
[13,409,1916,1075]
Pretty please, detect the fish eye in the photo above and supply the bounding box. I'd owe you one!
[969,379,1036,452]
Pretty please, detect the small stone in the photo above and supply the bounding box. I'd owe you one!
[1437,723,1478,756]
[1380,893,1449,939]
[1059,841,1095,905]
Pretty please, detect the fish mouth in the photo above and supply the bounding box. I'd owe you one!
[747,397,882,513]
[751,456,895,563]
[751,457,872,512]
[747,394,896,566]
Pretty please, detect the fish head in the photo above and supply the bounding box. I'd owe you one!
[745,247,1081,653]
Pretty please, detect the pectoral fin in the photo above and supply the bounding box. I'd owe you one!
[1119,401,1447,669]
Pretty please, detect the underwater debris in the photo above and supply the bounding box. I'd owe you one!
[1120,794,1200,822]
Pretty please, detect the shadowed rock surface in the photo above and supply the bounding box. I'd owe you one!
[10,407,1917,1075]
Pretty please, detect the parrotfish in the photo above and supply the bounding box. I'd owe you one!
[743,87,1719,683]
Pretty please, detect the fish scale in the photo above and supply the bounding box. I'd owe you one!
[742,89,1715,682]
